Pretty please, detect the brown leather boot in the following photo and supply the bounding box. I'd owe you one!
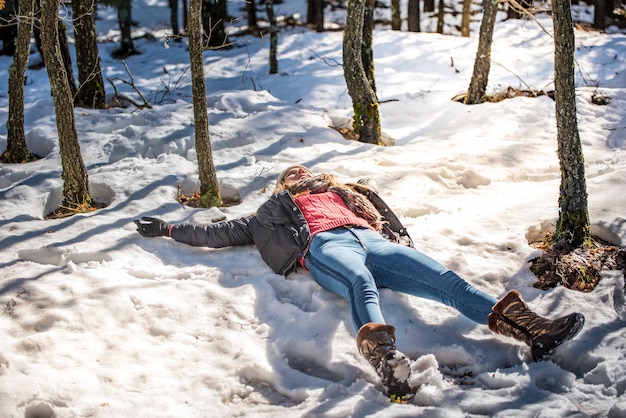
[488,290,585,361]
[356,323,414,401]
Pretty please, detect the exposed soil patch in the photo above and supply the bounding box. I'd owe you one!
[330,126,396,145]
[0,152,42,164]
[529,239,626,292]
[453,87,613,105]
[176,189,241,208]
[484,87,552,102]
[44,200,108,220]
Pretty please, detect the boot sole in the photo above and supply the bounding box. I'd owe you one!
[532,312,585,361]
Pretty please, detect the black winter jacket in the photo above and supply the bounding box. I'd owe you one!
[169,183,413,276]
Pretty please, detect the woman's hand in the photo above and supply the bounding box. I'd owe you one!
[134,217,170,237]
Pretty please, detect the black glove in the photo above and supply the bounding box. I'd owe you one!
[134,217,170,238]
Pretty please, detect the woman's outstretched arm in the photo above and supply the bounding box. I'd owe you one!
[135,216,255,248]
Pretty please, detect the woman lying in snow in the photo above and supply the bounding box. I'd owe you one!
[135,165,585,402]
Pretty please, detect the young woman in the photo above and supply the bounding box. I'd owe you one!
[135,165,585,402]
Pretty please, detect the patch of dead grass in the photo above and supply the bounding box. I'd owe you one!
[44,200,108,220]
[529,237,626,292]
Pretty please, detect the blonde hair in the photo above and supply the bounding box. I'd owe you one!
[274,165,314,193]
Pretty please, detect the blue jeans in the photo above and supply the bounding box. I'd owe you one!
[305,227,498,331]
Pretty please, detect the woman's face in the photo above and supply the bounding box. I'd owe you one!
[282,166,314,186]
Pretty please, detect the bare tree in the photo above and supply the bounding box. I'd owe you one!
[461,0,471,37]
[592,0,613,31]
[507,0,532,19]
[99,0,137,58]
[55,12,78,97]
[343,0,382,144]
[551,0,590,249]
[307,0,324,32]
[72,0,106,108]
[31,0,77,93]
[201,0,228,48]
[407,0,420,32]
[2,0,36,163]
[246,0,258,33]
[0,0,18,55]
[436,0,444,33]
[188,0,221,207]
[362,0,375,91]
[390,0,400,30]
[41,0,93,213]
[169,0,189,37]
[266,0,278,74]
[464,0,498,104]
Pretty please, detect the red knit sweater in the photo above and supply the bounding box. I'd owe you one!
[294,192,372,237]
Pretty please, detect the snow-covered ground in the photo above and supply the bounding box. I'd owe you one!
[1,1,625,416]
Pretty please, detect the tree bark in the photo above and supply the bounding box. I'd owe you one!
[246,0,257,31]
[201,0,229,48]
[461,0,471,37]
[113,0,137,58]
[72,0,106,108]
[593,0,606,31]
[313,0,324,32]
[436,0,444,33]
[464,0,498,104]
[41,0,91,207]
[390,0,401,30]
[188,0,220,207]
[4,0,34,163]
[362,0,375,92]
[182,0,188,29]
[169,0,180,36]
[266,0,278,74]
[408,0,420,32]
[552,0,591,250]
[57,18,78,97]
[0,0,18,55]
[507,0,532,19]
[307,0,325,31]
[343,0,381,144]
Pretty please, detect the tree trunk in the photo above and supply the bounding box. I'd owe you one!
[362,0,375,92]
[552,0,591,250]
[30,1,82,89]
[3,0,35,163]
[114,0,137,58]
[593,0,606,31]
[464,0,498,104]
[188,0,221,207]
[423,0,434,13]
[0,0,18,55]
[307,0,314,25]
[72,0,106,108]
[170,0,180,36]
[390,0,401,30]
[266,0,278,74]
[57,18,78,97]
[182,0,188,29]
[201,0,229,48]
[408,0,420,32]
[461,0,471,37]
[41,0,91,208]
[343,0,381,145]
[307,0,324,32]
[436,0,444,33]
[507,0,532,19]
[246,0,257,31]
[314,0,324,32]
